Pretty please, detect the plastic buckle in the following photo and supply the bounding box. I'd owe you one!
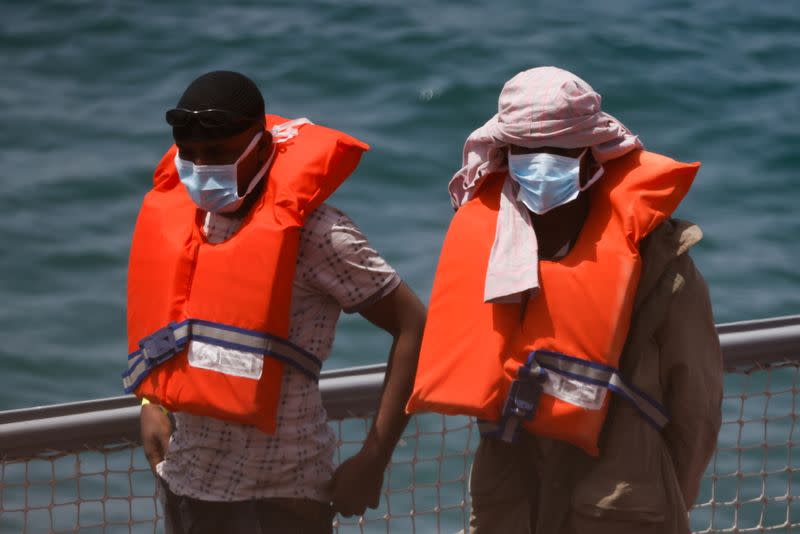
[139,323,179,363]
[502,378,543,421]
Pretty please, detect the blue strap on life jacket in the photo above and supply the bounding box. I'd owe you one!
[121,319,322,394]
[478,350,670,443]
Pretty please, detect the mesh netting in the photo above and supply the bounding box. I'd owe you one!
[2,363,799,533]
[691,361,800,532]
[0,443,160,533]
[332,413,474,533]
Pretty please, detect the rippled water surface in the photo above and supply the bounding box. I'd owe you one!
[1,0,799,530]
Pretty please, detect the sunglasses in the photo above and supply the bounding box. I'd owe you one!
[165,108,261,128]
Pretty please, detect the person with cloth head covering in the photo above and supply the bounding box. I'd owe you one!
[130,71,427,533]
[407,67,723,533]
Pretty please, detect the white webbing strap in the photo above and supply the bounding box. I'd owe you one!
[271,118,313,143]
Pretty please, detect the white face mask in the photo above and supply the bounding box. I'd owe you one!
[175,131,272,213]
[508,149,603,215]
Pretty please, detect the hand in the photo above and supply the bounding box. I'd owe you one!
[140,402,172,474]
[330,446,386,517]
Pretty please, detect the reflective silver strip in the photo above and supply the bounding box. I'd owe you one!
[173,323,190,341]
[477,354,669,440]
[122,322,191,393]
[607,373,669,428]
[532,352,613,383]
[123,321,322,394]
[191,323,268,352]
[190,323,321,379]
[265,340,322,380]
[123,355,148,392]
[532,352,667,429]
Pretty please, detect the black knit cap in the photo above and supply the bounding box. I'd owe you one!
[171,71,265,141]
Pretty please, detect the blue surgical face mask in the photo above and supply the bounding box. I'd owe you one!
[175,131,270,213]
[508,149,603,215]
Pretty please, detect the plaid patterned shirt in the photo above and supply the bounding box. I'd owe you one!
[157,203,400,502]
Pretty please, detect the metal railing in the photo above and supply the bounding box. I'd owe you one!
[1,315,799,533]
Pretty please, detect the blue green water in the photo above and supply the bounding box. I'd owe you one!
[1,0,799,530]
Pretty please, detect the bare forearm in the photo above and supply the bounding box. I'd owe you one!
[332,281,426,515]
[357,281,426,466]
[365,326,423,464]
[140,402,173,474]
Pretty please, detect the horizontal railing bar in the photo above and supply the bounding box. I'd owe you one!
[320,363,388,380]
[0,395,139,425]
[0,407,140,459]
[0,364,390,425]
[716,314,800,334]
[717,314,800,370]
[1,315,798,459]
[0,367,387,459]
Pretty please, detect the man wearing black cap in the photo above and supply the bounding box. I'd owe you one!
[132,71,426,533]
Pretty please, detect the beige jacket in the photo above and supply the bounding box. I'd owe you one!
[469,220,724,534]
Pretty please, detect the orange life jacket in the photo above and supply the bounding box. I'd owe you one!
[406,150,699,456]
[123,115,369,434]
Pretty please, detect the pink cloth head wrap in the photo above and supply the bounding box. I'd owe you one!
[449,66,643,208]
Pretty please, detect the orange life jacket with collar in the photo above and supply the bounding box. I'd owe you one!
[406,150,698,456]
[123,115,369,434]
